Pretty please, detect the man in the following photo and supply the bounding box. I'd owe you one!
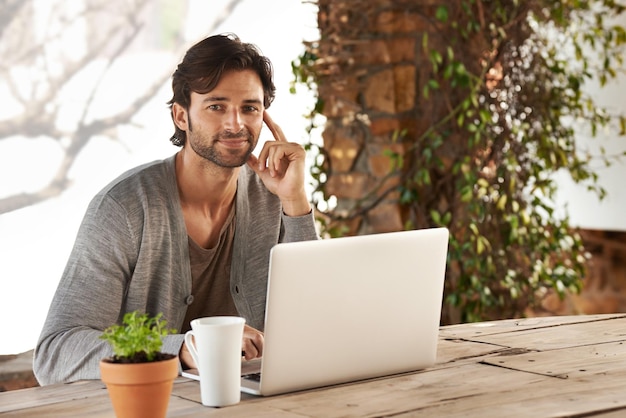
[33,33,318,385]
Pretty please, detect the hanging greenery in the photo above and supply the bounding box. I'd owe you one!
[292,0,626,323]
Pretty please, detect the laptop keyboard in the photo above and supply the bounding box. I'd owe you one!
[242,372,262,382]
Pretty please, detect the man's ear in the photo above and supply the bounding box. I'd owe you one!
[171,102,189,131]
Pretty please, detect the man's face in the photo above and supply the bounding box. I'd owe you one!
[184,69,265,168]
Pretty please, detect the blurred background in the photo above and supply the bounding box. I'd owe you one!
[0,0,320,356]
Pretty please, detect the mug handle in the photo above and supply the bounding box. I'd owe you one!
[184,330,200,367]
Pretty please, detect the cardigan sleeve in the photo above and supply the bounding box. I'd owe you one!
[279,209,319,243]
[33,192,137,385]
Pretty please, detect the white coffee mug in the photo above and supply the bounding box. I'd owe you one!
[184,316,246,407]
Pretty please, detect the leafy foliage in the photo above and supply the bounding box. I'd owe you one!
[100,311,176,362]
[293,1,626,322]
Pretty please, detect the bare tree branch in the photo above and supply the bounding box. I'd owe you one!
[0,0,244,214]
[0,0,25,39]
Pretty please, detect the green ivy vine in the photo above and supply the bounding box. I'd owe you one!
[292,0,626,323]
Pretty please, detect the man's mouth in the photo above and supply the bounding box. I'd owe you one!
[217,131,252,148]
[218,139,248,148]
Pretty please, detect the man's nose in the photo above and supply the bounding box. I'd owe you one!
[224,108,244,132]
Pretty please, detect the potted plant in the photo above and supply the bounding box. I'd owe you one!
[99,311,179,418]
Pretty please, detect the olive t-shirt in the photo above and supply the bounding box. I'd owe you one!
[181,206,238,333]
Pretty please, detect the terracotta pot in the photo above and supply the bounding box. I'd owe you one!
[100,355,179,418]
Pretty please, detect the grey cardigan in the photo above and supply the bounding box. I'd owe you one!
[33,155,318,385]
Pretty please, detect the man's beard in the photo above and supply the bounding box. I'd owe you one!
[188,130,256,168]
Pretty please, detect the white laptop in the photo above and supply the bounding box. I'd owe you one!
[183,227,449,396]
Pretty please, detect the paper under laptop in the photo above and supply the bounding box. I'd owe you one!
[182,227,449,396]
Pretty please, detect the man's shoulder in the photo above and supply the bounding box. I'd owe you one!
[96,155,176,202]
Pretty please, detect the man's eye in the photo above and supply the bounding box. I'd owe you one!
[243,106,259,113]
[208,104,222,111]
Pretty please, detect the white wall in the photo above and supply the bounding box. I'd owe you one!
[553,12,626,232]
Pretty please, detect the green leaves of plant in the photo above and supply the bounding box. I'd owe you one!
[100,311,175,362]
[289,0,626,323]
[436,6,449,23]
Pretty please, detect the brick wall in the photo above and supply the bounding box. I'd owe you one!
[314,0,441,235]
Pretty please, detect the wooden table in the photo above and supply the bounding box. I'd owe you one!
[3,313,626,417]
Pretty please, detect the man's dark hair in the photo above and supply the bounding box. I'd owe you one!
[167,33,276,146]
